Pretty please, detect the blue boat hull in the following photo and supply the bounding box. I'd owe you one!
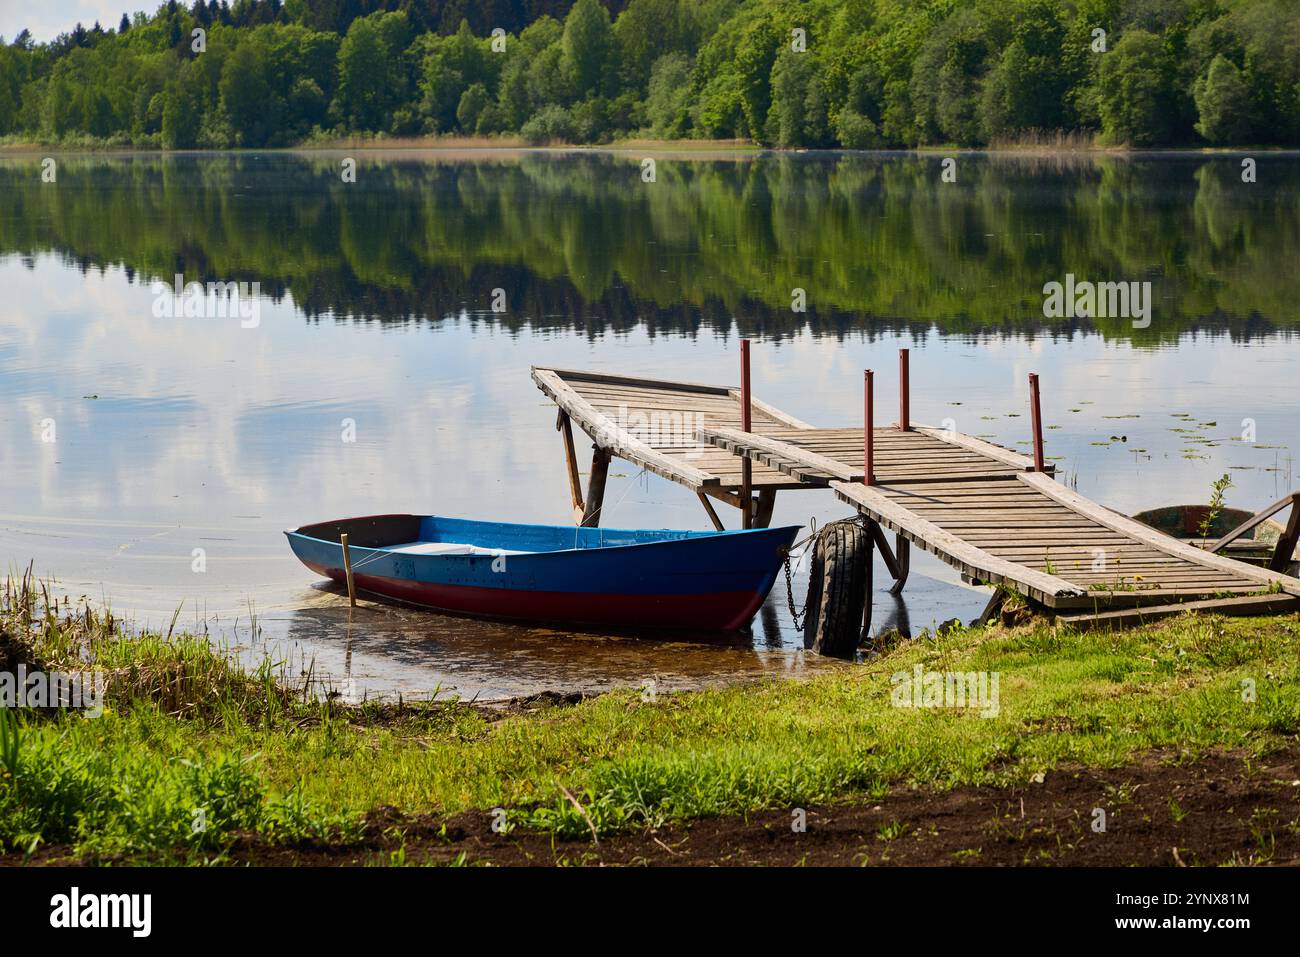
[285,515,800,631]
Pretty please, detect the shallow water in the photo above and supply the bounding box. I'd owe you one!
[1,151,1296,700]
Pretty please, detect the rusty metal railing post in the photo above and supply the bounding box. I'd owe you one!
[899,348,910,431]
[864,369,875,486]
[1029,372,1045,472]
[740,338,753,528]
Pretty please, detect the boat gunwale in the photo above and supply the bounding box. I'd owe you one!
[284,518,802,560]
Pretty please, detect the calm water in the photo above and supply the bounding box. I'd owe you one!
[2,150,1297,700]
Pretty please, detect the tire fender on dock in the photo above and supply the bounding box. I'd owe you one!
[804,522,872,658]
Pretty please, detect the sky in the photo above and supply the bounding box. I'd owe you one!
[0,0,139,43]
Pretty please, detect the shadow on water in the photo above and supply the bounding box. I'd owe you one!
[874,594,915,640]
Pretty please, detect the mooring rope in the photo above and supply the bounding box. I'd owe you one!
[572,466,650,550]
[342,545,392,572]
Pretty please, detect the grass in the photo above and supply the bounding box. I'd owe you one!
[1,570,1298,862]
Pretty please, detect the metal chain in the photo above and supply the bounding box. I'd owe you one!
[782,515,872,633]
[783,553,806,631]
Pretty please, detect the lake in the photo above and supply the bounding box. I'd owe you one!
[1,149,1296,700]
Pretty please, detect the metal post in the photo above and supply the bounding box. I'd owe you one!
[1029,372,1045,472]
[864,369,875,486]
[740,338,753,528]
[899,348,910,431]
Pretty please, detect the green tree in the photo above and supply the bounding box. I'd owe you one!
[495,17,562,129]
[288,76,328,132]
[909,9,989,146]
[768,49,803,146]
[419,52,461,132]
[692,71,745,138]
[979,1,1070,140]
[221,35,276,144]
[645,52,692,135]
[162,64,205,147]
[1194,55,1255,145]
[880,80,919,146]
[0,46,27,134]
[1095,29,1178,146]
[456,82,489,132]
[561,0,613,98]
[45,72,77,138]
[769,49,828,147]
[613,0,690,91]
[336,15,387,130]
[835,108,880,148]
[734,18,780,143]
[520,103,574,143]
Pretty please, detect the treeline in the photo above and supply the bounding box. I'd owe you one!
[0,0,1297,149]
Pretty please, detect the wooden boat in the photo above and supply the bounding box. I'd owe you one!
[285,514,800,631]
[1132,504,1293,568]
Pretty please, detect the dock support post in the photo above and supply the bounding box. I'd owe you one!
[753,489,777,529]
[580,445,611,527]
[898,348,909,431]
[889,536,910,595]
[866,520,909,597]
[340,532,357,607]
[1029,372,1045,472]
[740,338,753,529]
[867,521,899,578]
[557,410,585,523]
[975,588,1007,626]
[863,369,875,486]
[697,492,725,531]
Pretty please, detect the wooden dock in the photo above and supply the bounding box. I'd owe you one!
[533,354,1300,620]
[832,474,1299,610]
[532,366,817,530]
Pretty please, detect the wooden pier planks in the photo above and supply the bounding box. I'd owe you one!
[833,478,1087,605]
[532,366,813,494]
[699,425,1034,485]
[1056,593,1300,631]
[833,472,1300,608]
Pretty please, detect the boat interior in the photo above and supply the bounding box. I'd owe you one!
[290,514,751,554]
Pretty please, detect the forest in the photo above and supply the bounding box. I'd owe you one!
[0,0,1297,149]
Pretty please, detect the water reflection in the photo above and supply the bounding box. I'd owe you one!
[1,151,1297,341]
[1,152,1297,699]
[258,589,848,703]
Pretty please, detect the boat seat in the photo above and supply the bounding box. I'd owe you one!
[386,541,529,557]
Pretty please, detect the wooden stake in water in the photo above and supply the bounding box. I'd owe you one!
[340,532,357,607]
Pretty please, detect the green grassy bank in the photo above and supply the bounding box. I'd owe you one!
[1,573,1297,864]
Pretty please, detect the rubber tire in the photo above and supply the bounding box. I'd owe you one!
[803,523,872,658]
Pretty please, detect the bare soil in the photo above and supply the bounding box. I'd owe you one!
[19,745,1293,867]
